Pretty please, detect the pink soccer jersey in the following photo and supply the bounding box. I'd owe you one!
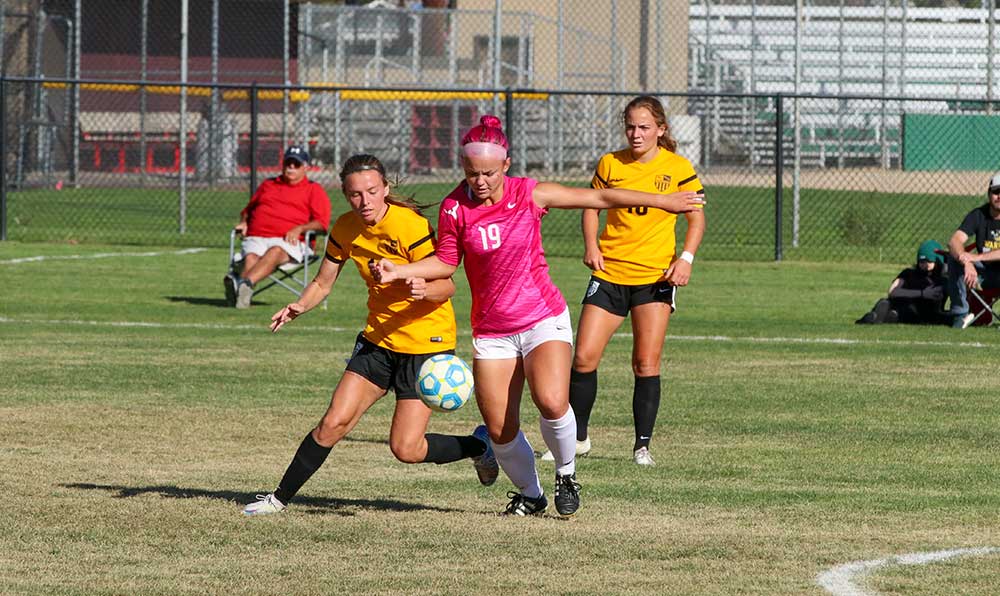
[436,176,567,338]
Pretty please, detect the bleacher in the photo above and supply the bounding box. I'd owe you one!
[688,3,997,168]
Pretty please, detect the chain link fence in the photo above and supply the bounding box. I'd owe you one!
[4,76,994,263]
[2,0,999,263]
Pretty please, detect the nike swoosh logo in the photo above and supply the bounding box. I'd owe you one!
[506,202,516,209]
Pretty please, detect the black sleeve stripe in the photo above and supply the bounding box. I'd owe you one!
[330,238,342,250]
[408,233,434,251]
[593,172,609,187]
[325,253,344,264]
[678,174,699,187]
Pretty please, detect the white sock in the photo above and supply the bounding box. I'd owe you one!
[539,407,577,477]
[491,431,543,499]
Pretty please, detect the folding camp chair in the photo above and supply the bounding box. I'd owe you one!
[967,287,1000,326]
[936,244,1000,327]
[228,229,328,308]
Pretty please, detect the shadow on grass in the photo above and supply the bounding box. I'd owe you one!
[61,482,461,516]
[166,296,235,308]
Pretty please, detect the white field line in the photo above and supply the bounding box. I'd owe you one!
[0,248,207,264]
[817,547,1000,596]
[0,316,350,333]
[0,316,994,348]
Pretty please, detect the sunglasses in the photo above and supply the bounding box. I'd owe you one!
[283,159,305,169]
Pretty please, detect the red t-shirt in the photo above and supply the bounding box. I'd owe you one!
[241,176,332,239]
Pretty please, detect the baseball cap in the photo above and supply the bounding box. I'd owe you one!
[989,171,1000,194]
[916,239,944,264]
[283,145,310,165]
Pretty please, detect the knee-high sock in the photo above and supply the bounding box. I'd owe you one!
[491,431,543,499]
[632,375,661,451]
[569,368,598,441]
[274,432,332,505]
[422,433,486,464]
[539,407,577,477]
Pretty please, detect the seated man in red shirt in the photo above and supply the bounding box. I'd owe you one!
[225,145,332,308]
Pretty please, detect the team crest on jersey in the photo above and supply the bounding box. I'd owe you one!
[586,280,600,298]
[443,200,459,220]
[654,174,672,192]
[379,239,399,256]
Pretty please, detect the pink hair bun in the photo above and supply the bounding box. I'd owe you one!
[461,114,508,149]
[480,115,503,129]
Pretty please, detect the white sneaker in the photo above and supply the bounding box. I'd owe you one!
[242,493,286,516]
[952,312,976,329]
[235,281,254,309]
[539,437,591,462]
[633,446,656,466]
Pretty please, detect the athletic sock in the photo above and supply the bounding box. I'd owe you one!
[422,433,486,464]
[539,407,577,476]
[569,368,598,441]
[632,375,661,451]
[491,431,543,499]
[274,432,332,505]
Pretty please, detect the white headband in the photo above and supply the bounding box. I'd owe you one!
[462,142,507,161]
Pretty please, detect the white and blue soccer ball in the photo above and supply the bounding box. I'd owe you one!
[417,354,474,412]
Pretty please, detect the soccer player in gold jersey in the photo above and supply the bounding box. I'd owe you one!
[542,96,706,466]
[243,154,498,516]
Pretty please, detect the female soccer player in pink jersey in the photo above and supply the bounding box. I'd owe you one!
[374,116,704,517]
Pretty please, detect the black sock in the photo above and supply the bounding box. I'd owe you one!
[632,375,661,451]
[274,432,332,505]
[423,433,486,464]
[569,368,598,441]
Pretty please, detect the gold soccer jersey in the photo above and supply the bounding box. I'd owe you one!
[590,148,704,285]
[326,204,457,353]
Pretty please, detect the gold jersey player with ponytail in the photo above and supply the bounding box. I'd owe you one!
[541,96,706,466]
[242,154,499,517]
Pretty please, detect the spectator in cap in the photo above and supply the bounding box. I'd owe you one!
[856,239,948,325]
[226,145,332,308]
[946,170,1000,328]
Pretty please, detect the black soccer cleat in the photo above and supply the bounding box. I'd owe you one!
[500,491,548,516]
[553,473,581,517]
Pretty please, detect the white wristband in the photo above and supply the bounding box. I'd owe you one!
[679,251,695,265]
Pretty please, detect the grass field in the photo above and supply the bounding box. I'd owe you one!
[2,241,999,595]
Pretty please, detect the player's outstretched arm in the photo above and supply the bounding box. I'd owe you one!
[407,277,456,302]
[270,258,341,332]
[373,256,457,285]
[532,182,704,212]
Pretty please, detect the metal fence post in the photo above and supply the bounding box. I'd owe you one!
[179,0,188,235]
[71,0,80,188]
[250,83,259,197]
[1,77,6,241]
[504,88,514,174]
[774,94,784,262]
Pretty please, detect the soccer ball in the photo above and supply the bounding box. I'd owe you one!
[417,354,474,412]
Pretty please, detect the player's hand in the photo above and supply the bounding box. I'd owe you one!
[582,245,605,272]
[664,259,692,286]
[284,230,301,245]
[270,303,305,333]
[234,222,248,235]
[407,277,428,300]
[372,258,400,284]
[659,191,705,214]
